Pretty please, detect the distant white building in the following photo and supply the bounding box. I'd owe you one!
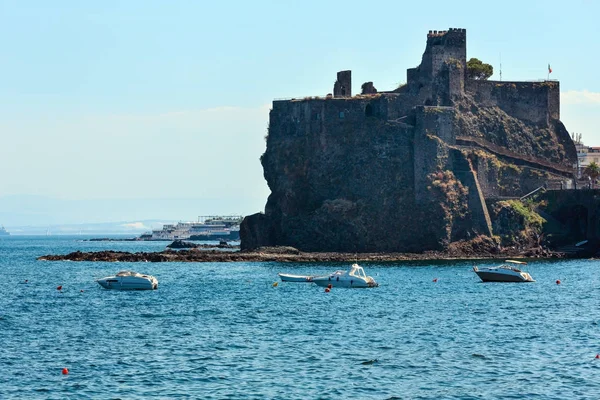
[575,142,600,178]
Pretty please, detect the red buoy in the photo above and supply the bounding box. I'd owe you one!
[556,280,561,285]
[325,288,331,293]
[596,354,599,359]
[62,368,69,375]
[57,285,63,291]
[327,284,332,289]
[433,278,438,282]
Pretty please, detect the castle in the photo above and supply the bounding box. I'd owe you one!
[241,28,577,252]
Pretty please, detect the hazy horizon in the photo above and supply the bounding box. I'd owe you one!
[1,1,599,226]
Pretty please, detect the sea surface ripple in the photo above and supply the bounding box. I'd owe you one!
[1,236,599,399]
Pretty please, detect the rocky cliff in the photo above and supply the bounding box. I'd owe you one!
[241,28,577,253]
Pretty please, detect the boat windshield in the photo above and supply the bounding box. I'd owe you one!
[116,270,138,277]
[349,264,367,279]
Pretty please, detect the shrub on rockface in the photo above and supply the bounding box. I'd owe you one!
[491,199,545,247]
[426,170,470,245]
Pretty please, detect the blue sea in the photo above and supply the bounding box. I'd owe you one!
[1,236,599,399]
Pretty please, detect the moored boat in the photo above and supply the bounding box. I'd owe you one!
[311,264,378,288]
[473,260,534,283]
[97,270,158,290]
[278,273,314,282]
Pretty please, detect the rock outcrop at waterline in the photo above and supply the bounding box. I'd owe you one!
[241,28,576,253]
[37,240,564,263]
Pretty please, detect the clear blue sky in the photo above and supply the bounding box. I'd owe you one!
[1,0,599,225]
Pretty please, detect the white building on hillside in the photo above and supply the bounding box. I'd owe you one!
[575,142,600,178]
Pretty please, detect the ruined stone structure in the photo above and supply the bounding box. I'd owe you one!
[241,28,577,252]
[333,70,352,97]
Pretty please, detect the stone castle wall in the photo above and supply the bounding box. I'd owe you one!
[465,80,559,126]
[242,28,577,252]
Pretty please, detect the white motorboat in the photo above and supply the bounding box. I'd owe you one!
[473,260,534,283]
[278,273,314,282]
[311,264,378,288]
[97,270,158,290]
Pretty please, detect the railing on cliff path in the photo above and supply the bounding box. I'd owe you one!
[455,136,574,178]
[520,186,546,201]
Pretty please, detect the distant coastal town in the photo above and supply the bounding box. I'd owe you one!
[138,215,242,241]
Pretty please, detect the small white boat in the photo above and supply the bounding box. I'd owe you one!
[97,270,158,290]
[473,260,534,283]
[278,273,314,282]
[311,264,378,288]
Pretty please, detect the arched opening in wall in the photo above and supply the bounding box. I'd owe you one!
[560,204,589,242]
[596,206,600,239]
[365,104,373,117]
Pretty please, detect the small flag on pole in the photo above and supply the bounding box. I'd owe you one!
[548,64,552,74]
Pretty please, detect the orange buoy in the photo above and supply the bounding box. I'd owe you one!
[272,282,278,287]
[325,288,331,293]
[57,285,63,291]
[62,368,69,375]
[556,280,561,285]
[433,278,438,282]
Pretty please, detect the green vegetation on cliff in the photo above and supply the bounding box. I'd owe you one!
[491,199,545,247]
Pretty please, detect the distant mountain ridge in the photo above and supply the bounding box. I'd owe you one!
[6,220,175,236]
[0,194,255,228]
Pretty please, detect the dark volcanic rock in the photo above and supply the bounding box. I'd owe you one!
[38,242,565,263]
[241,28,576,253]
[167,240,199,249]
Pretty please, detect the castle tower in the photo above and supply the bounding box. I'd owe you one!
[405,28,467,104]
[422,28,467,80]
[333,70,352,97]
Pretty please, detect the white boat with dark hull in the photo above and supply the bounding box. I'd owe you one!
[278,273,314,282]
[311,264,378,288]
[473,260,534,283]
[97,271,158,290]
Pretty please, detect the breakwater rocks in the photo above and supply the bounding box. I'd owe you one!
[166,240,238,249]
[38,245,565,263]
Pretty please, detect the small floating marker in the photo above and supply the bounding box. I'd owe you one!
[361,359,378,365]
[325,288,331,293]
[433,278,438,282]
[24,280,28,283]
[61,368,69,375]
[272,282,278,287]
[56,285,63,291]
[327,284,333,289]
[556,280,561,285]
[596,354,599,359]
[80,290,84,293]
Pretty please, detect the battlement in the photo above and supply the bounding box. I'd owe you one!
[427,28,466,38]
[426,27,466,46]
